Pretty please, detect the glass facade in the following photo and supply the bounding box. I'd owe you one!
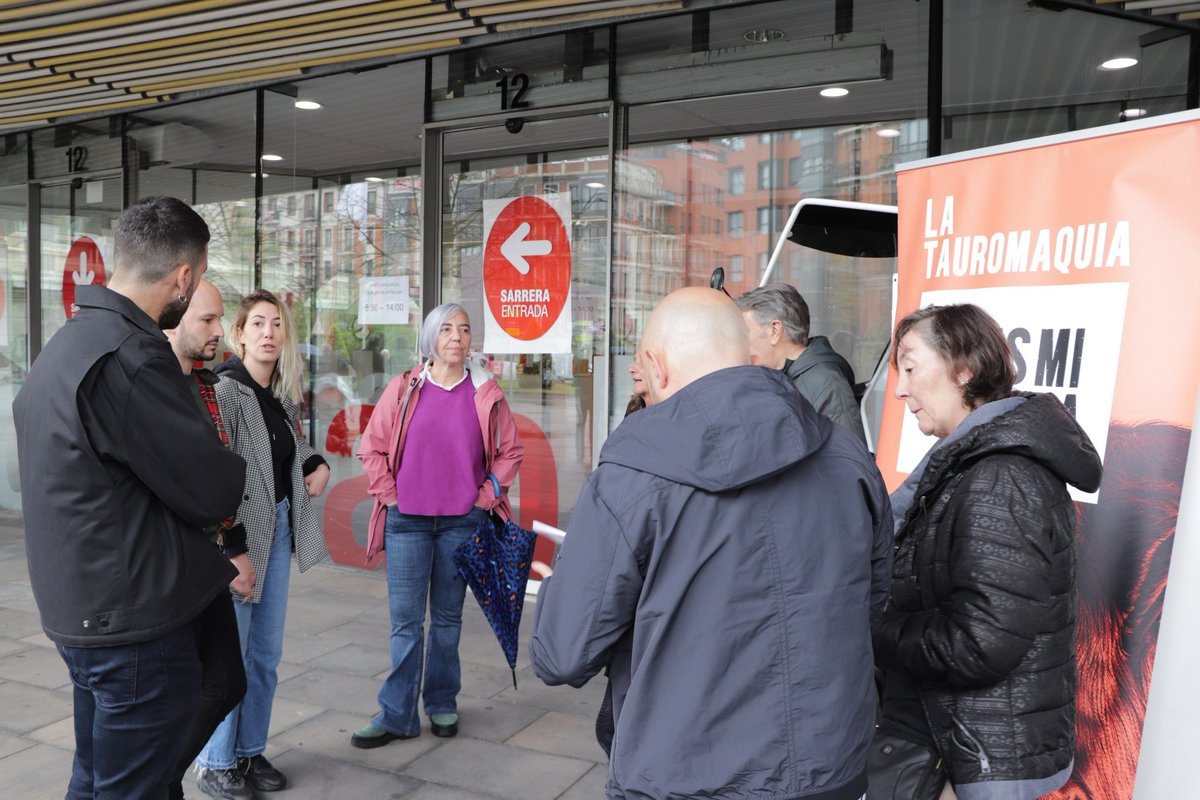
[0,1,1195,565]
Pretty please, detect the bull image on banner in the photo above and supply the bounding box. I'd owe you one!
[481,192,573,354]
[877,111,1200,799]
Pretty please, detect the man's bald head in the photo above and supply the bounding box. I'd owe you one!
[640,286,751,403]
[166,279,225,373]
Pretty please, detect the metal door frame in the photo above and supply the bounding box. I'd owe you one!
[421,100,618,466]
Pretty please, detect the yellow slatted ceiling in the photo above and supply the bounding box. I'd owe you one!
[0,0,683,130]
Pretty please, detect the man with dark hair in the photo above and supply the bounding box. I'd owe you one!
[531,287,892,800]
[736,282,866,444]
[14,196,246,800]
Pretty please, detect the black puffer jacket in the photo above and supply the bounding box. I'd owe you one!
[873,393,1102,788]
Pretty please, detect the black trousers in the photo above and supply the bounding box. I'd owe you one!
[169,592,246,800]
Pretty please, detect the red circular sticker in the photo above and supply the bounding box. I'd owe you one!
[63,236,107,318]
[483,195,571,341]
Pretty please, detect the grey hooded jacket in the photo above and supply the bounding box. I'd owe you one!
[782,335,866,446]
[530,365,893,800]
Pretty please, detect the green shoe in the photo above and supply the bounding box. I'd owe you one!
[430,713,458,738]
[350,721,410,749]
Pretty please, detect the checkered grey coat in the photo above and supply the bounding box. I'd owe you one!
[215,376,326,603]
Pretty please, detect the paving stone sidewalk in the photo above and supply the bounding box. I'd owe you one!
[0,512,608,799]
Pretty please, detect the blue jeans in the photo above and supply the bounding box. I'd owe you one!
[199,498,292,770]
[58,622,200,800]
[374,505,482,736]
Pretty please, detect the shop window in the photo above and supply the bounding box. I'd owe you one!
[127,91,257,299]
[257,63,423,552]
[619,120,909,384]
[943,0,1188,153]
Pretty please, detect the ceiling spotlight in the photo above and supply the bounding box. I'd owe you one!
[876,128,901,138]
[820,87,849,98]
[364,176,385,183]
[744,28,784,44]
[1100,57,1138,70]
[261,154,283,162]
[1120,107,1147,119]
[586,181,606,189]
[294,99,322,110]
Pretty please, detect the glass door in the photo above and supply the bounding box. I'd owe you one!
[439,112,611,564]
[0,183,27,511]
[39,174,123,346]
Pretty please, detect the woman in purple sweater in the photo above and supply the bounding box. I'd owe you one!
[351,303,524,747]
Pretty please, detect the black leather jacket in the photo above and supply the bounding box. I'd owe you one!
[14,286,244,647]
[873,393,1102,787]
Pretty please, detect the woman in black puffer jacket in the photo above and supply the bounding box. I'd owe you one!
[873,304,1102,800]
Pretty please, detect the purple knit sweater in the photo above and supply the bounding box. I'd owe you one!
[394,375,485,516]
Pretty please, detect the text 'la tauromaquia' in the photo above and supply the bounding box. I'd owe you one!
[923,196,1130,280]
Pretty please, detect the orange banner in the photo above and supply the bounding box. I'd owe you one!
[881,112,1200,799]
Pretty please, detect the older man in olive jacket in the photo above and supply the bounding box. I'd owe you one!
[530,287,892,800]
[736,282,867,446]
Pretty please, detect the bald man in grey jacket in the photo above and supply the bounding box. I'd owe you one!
[530,287,892,800]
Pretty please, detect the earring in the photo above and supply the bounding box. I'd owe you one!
[177,294,187,303]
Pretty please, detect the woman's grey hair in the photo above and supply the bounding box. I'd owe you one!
[733,283,810,345]
[419,302,469,361]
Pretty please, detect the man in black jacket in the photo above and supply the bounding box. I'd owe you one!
[14,196,246,800]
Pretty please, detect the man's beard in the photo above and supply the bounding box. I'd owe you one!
[183,340,219,363]
[158,296,191,329]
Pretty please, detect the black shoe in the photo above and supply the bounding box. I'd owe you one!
[350,721,414,749]
[430,719,458,738]
[238,755,287,793]
[196,767,256,800]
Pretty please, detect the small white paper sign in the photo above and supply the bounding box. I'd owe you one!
[358,276,409,325]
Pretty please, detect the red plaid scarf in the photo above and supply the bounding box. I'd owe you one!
[194,374,235,530]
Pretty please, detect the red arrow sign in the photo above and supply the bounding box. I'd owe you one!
[483,195,571,341]
[63,236,107,318]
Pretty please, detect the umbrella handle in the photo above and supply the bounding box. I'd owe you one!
[487,473,501,499]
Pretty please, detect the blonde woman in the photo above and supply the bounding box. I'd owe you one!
[196,289,329,800]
